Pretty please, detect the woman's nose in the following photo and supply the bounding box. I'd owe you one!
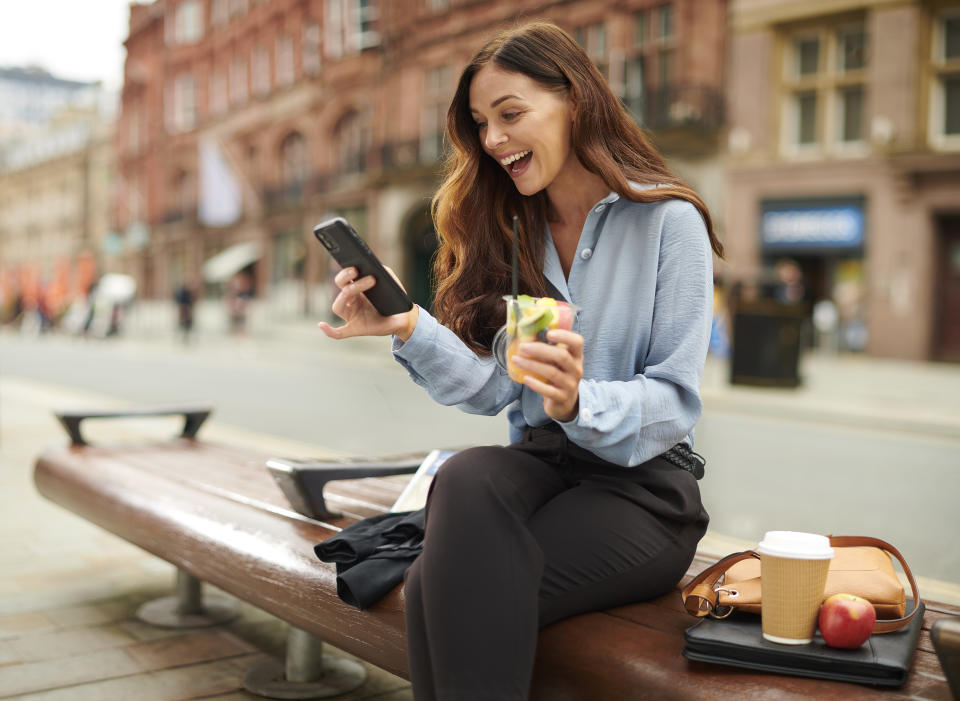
[484,124,507,151]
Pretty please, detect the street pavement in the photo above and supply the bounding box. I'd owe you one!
[1,301,959,698]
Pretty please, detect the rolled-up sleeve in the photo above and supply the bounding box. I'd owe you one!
[393,307,521,415]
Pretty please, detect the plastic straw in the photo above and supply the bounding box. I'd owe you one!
[512,215,519,300]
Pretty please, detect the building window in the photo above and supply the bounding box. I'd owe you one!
[167,0,204,45]
[624,54,645,119]
[280,132,308,187]
[210,68,228,115]
[335,109,369,175]
[421,65,452,162]
[931,11,960,148]
[166,73,196,133]
[252,46,271,97]
[230,0,249,19]
[324,0,380,58]
[782,22,868,155]
[230,57,248,106]
[795,36,820,76]
[276,34,295,86]
[657,4,673,41]
[624,5,676,127]
[838,26,866,72]
[838,85,864,142]
[796,91,817,145]
[303,22,321,75]
[357,0,380,49]
[212,0,229,27]
[574,22,608,78]
[635,11,647,47]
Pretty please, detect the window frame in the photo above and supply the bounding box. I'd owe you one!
[929,9,960,150]
[780,21,869,159]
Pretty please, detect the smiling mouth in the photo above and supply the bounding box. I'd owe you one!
[500,150,532,174]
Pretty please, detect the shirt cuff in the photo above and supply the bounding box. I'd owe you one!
[392,305,436,359]
[557,379,599,429]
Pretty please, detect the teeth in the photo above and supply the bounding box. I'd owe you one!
[500,150,530,166]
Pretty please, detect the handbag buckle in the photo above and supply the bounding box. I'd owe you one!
[709,582,737,619]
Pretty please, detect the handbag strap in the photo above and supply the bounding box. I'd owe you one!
[680,535,921,634]
[827,535,921,634]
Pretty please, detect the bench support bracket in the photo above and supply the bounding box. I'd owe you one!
[136,569,239,628]
[244,625,367,699]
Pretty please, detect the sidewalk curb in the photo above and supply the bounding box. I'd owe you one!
[700,389,960,440]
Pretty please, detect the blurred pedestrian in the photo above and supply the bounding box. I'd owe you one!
[225,271,252,335]
[174,280,199,344]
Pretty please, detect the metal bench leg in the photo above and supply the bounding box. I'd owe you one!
[136,569,239,628]
[244,625,367,699]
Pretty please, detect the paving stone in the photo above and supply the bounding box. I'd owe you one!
[125,630,256,671]
[43,600,132,628]
[9,654,258,701]
[0,611,56,639]
[0,648,143,697]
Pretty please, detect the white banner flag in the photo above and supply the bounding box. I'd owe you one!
[198,136,242,227]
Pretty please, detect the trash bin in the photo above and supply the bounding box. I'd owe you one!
[730,300,806,387]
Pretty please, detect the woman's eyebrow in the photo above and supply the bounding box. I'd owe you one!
[470,94,522,114]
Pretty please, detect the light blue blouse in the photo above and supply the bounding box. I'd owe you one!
[392,190,714,467]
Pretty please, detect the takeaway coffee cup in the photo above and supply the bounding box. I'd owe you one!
[757,531,834,644]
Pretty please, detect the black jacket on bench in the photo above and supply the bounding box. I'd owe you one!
[314,509,425,609]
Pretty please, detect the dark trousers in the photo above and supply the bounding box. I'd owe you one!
[403,426,709,700]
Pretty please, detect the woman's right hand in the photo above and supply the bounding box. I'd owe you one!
[317,266,419,341]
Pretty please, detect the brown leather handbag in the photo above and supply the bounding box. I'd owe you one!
[681,536,921,634]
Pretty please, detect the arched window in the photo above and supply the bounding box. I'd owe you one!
[334,109,369,175]
[280,131,308,187]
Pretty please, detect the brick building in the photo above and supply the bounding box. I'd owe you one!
[724,0,960,360]
[115,0,727,319]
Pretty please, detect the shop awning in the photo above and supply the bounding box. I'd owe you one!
[203,242,261,283]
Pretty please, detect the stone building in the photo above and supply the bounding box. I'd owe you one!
[115,0,727,320]
[0,108,114,320]
[724,0,960,360]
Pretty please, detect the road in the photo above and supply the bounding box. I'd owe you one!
[2,329,958,592]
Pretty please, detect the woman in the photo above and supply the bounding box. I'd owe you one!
[319,21,724,700]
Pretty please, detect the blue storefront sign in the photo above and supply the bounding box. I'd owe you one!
[760,200,865,251]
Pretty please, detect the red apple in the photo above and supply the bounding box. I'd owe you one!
[818,593,876,649]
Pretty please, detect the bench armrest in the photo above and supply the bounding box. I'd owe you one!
[266,455,427,521]
[56,406,213,446]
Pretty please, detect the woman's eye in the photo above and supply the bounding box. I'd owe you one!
[475,121,487,129]
[502,112,520,120]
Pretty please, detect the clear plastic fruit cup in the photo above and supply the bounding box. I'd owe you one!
[492,295,579,384]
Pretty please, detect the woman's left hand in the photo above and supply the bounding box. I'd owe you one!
[511,328,584,422]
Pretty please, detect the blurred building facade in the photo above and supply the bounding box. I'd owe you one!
[724,0,960,361]
[114,0,727,319]
[0,73,114,326]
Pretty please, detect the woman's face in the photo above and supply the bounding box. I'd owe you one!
[469,64,575,197]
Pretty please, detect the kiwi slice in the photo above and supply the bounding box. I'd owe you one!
[518,306,554,336]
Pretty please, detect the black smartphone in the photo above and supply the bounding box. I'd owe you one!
[313,217,413,317]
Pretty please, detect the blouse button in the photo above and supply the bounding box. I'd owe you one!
[580,248,593,260]
[581,408,594,423]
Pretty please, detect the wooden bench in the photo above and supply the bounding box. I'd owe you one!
[34,407,958,700]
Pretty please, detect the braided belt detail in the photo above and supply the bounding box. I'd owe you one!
[661,443,705,480]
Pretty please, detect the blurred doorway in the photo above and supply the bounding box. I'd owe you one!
[934,216,960,362]
[404,205,437,312]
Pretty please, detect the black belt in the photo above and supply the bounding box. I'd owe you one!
[661,442,706,480]
[527,423,705,480]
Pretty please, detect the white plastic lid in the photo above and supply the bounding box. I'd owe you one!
[757,531,834,560]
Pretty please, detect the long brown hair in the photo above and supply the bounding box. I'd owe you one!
[432,21,723,354]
